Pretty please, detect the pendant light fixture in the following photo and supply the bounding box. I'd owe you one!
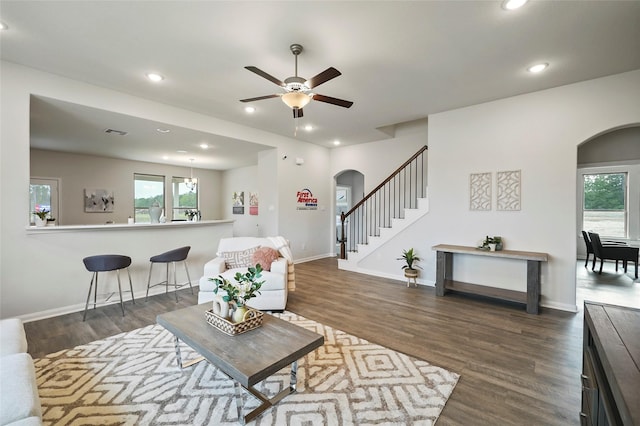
[184,159,197,191]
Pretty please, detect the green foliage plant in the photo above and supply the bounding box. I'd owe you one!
[398,248,421,271]
[33,209,49,220]
[210,264,265,307]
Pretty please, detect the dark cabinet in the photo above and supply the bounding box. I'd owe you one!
[582,302,640,425]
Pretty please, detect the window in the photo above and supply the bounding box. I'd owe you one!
[172,177,198,220]
[134,174,164,223]
[582,172,627,238]
[29,178,59,224]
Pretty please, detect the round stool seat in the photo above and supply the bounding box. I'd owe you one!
[150,246,190,263]
[146,246,193,302]
[83,255,132,272]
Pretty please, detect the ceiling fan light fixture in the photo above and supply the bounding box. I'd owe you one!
[281,92,311,109]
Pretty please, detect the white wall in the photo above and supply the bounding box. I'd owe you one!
[349,70,640,312]
[222,164,261,236]
[0,61,331,319]
[277,140,334,261]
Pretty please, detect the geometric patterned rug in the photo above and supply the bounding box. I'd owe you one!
[34,312,459,425]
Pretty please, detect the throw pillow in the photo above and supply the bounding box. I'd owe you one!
[221,246,260,269]
[252,247,279,271]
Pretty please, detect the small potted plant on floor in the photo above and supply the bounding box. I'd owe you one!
[398,248,421,281]
[33,208,49,227]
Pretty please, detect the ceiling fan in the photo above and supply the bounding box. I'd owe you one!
[240,44,353,118]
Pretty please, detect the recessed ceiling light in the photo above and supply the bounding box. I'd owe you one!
[146,72,164,82]
[176,150,187,154]
[156,128,170,133]
[0,22,8,30]
[244,106,256,113]
[304,125,313,132]
[199,143,209,149]
[162,155,169,160]
[527,63,549,73]
[333,140,341,146]
[502,0,528,10]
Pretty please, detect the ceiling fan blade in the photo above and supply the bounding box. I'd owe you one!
[312,94,354,108]
[239,94,280,103]
[245,66,286,87]
[293,108,304,119]
[305,67,341,89]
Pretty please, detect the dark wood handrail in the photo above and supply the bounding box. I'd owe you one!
[344,145,427,217]
[339,145,428,259]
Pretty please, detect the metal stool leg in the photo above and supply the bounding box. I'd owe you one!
[165,263,170,295]
[83,272,96,321]
[183,261,193,294]
[127,268,135,305]
[117,269,125,316]
[146,262,154,301]
[173,261,179,302]
[94,272,99,309]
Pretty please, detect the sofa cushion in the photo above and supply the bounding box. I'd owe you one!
[252,247,279,271]
[0,318,28,356]
[0,353,42,425]
[200,268,286,292]
[221,246,260,269]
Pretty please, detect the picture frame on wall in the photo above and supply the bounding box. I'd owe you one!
[232,191,244,215]
[469,173,491,211]
[84,189,114,212]
[249,192,258,215]
[497,170,521,211]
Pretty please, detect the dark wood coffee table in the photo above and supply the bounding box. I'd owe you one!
[157,303,324,424]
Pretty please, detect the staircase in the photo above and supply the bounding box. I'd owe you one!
[338,146,429,271]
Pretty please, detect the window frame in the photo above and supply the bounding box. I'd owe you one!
[134,173,165,223]
[580,169,628,239]
[171,176,198,220]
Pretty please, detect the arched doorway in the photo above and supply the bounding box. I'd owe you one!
[576,125,640,306]
[334,170,364,256]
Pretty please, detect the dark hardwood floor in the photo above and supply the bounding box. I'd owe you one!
[26,257,633,425]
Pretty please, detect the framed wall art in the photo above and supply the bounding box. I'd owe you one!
[84,189,114,212]
[469,173,491,211]
[497,170,521,211]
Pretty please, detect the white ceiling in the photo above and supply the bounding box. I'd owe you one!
[2,1,639,169]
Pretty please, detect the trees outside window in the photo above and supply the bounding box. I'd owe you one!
[583,173,627,238]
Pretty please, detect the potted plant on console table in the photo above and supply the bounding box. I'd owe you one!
[398,248,421,287]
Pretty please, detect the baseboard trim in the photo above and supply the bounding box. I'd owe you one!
[17,285,200,323]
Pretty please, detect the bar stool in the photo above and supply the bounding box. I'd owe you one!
[82,254,135,321]
[145,246,193,302]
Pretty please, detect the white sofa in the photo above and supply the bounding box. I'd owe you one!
[198,237,291,311]
[0,319,43,426]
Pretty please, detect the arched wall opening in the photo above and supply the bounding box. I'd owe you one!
[334,170,365,256]
[575,123,640,303]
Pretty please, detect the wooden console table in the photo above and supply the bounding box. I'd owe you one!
[432,244,549,314]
